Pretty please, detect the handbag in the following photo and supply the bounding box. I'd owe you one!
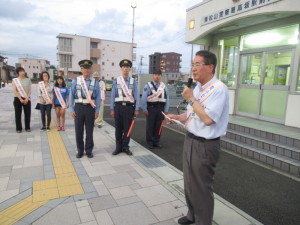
[35,103,40,110]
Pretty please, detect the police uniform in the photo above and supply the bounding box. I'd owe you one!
[110,59,139,155]
[141,70,169,148]
[182,77,229,225]
[69,59,101,158]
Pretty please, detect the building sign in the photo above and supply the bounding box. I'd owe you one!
[202,0,281,25]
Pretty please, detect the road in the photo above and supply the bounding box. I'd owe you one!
[103,105,300,225]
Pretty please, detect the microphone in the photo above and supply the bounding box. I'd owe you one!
[187,78,193,88]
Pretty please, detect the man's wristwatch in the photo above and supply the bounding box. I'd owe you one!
[188,98,196,106]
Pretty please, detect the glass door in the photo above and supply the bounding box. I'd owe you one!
[237,53,263,116]
[237,49,292,122]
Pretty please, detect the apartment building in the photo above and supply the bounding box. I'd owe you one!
[56,33,136,80]
[149,52,182,74]
[18,58,50,79]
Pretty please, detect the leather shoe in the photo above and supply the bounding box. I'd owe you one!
[112,150,121,155]
[178,216,194,225]
[87,153,93,158]
[147,144,154,149]
[153,144,162,149]
[76,153,83,158]
[123,149,133,156]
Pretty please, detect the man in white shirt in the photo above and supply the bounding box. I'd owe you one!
[168,50,229,225]
[95,78,106,128]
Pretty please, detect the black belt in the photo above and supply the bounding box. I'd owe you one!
[76,103,91,106]
[187,132,220,142]
[115,102,134,106]
[147,102,165,107]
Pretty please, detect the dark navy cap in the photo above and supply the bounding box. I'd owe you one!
[79,59,93,68]
[119,59,132,68]
[153,69,162,75]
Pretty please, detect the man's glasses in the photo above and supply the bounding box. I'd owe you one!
[191,63,209,68]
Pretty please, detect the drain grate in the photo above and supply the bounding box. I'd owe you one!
[134,155,166,168]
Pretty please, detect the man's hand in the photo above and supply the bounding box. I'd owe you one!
[20,98,25,104]
[182,86,195,101]
[134,110,139,117]
[24,98,28,105]
[71,112,76,119]
[110,109,115,118]
[143,111,148,116]
[66,104,69,109]
[95,113,99,120]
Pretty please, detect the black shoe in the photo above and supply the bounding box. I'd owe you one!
[153,144,162,149]
[87,153,94,158]
[147,144,154,149]
[97,125,102,128]
[76,153,83,158]
[25,129,31,132]
[123,149,133,156]
[112,150,121,155]
[178,216,194,225]
[40,127,46,131]
[46,127,50,132]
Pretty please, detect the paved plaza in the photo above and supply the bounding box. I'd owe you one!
[0,84,262,225]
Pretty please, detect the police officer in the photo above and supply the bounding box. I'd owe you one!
[69,59,101,158]
[141,70,169,149]
[168,51,229,225]
[110,59,139,156]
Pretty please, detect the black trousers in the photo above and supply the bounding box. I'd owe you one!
[40,104,52,128]
[13,97,31,131]
[146,105,164,145]
[74,104,95,155]
[114,104,134,151]
[183,134,220,225]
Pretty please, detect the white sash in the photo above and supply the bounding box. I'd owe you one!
[185,80,224,128]
[78,76,96,108]
[147,82,166,102]
[117,76,135,103]
[54,87,66,109]
[38,81,52,104]
[100,81,105,101]
[13,78,28,99]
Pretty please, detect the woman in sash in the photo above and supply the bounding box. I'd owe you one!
[12,67,32,133]
[38,71,53,131]
[53,76,69,131]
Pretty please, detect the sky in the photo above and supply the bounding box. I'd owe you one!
[0,0,202,73]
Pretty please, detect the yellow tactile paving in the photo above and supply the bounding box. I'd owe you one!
[0,122,84,224]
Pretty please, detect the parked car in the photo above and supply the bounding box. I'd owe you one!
[105,80,113,91]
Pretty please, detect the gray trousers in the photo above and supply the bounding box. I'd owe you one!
[183,133,220,225]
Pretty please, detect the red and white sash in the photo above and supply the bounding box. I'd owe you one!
[38,81,52,104]
[117,76,135,103]
[54,87,67,109]
[13,78,28,99]
[185,80,225,129]
[78,76,96,108]
[147,82,165,102]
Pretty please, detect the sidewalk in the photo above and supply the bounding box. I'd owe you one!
[0,84,263,225]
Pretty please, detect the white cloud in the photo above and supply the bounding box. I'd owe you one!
[0,0,203,72]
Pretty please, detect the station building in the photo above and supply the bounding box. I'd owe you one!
[185,0,300,128]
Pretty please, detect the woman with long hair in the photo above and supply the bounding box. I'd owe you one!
[38,71,53,131]
[12,67,32,133]
[53,76,69,131]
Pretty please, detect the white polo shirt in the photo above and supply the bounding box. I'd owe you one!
[186,78,229,139]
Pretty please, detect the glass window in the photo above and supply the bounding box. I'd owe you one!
[90,58,97,64]
[90,42,98,48]
[263,51,292,86]
[59,38,72,52]
[240,54,262,85]
[59,54,72,68]
[218,36,239,87]
[240,24,298,51]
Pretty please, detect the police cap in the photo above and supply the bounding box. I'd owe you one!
[79,59,93,68]
[153,69,162,75]
[119,59,132,68]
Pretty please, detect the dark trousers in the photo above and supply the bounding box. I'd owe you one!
[114,104,134,151]
[183,134,220,225]
[146,105,164,145]
[40,104,52,128]
[13,97,31,131]
[74,104,95,155]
